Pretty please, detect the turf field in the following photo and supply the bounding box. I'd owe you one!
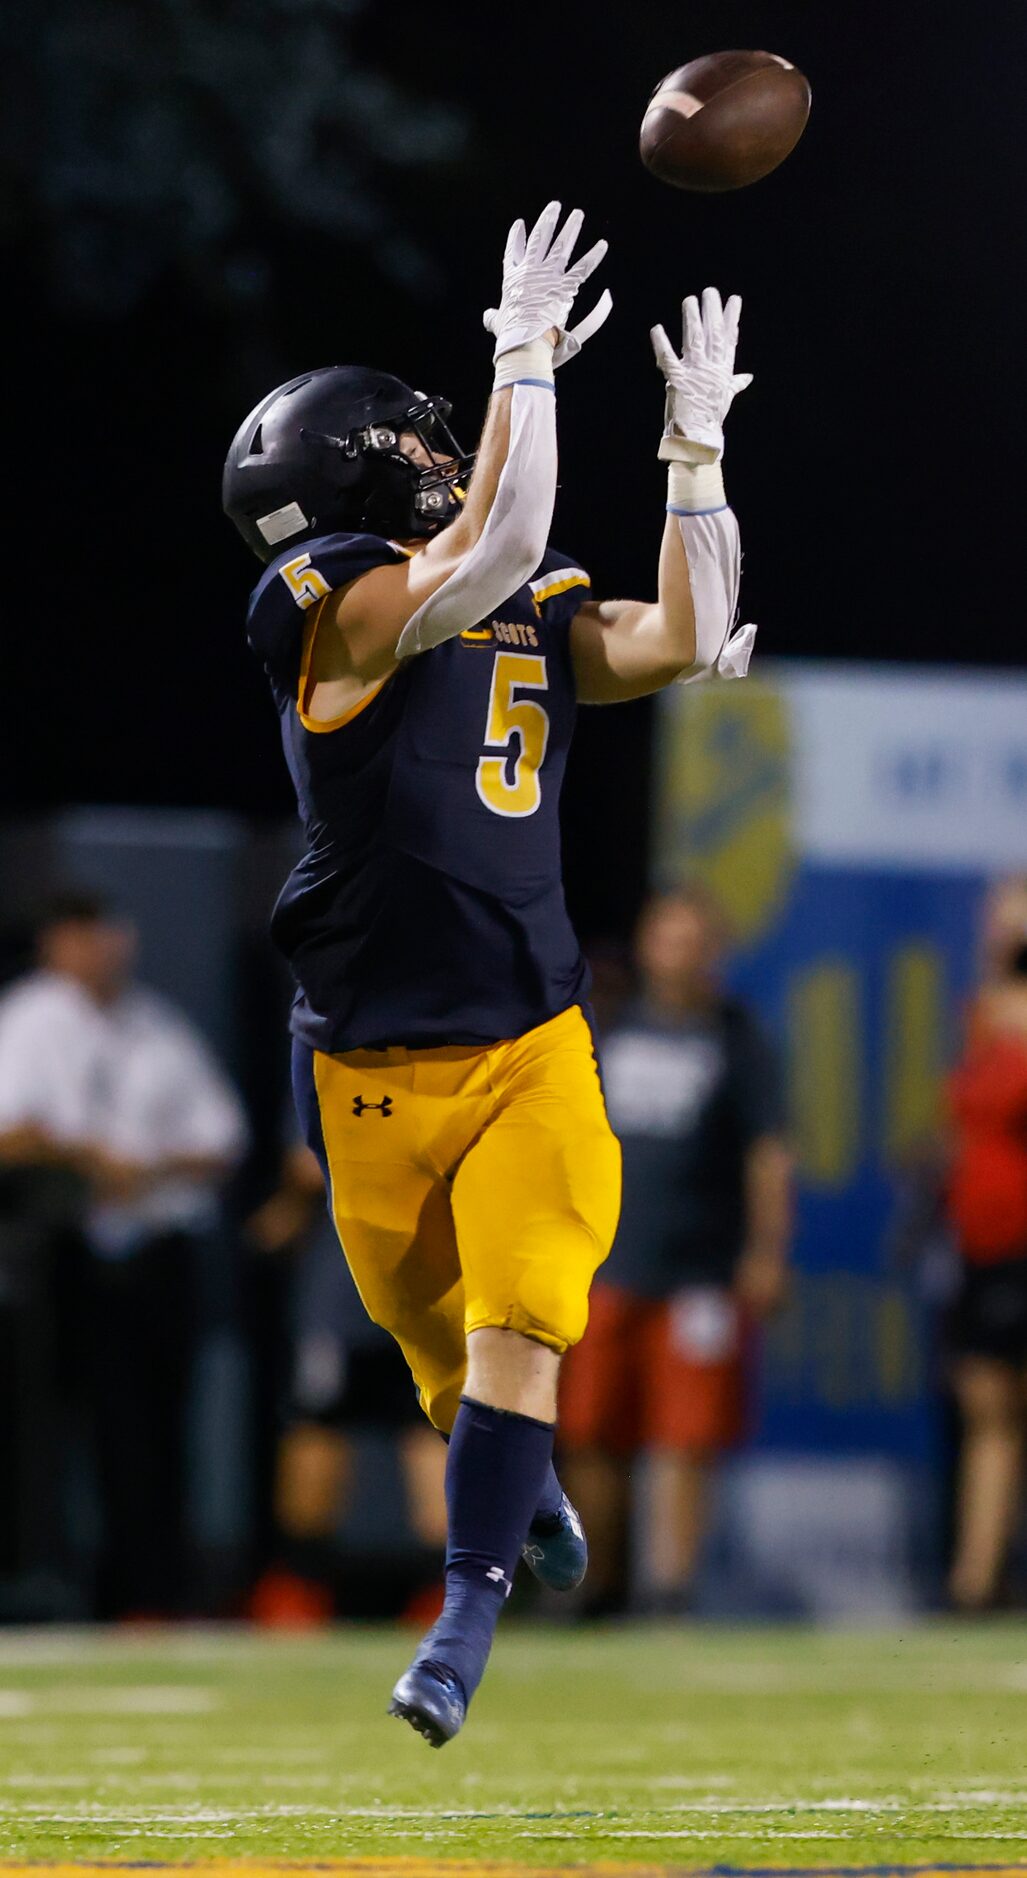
[0,1623,1024,1871]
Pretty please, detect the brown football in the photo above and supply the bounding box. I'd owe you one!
[640,50,811,192]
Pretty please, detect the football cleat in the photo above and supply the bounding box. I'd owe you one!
[389,1658,467,1748]
[521,1491,588,1593]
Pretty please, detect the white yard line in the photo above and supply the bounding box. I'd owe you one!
[527,1827,1027,1843]
[2,1794,1027,1822]
[0,1686,217,1716]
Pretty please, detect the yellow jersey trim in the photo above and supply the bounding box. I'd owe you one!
[298,675,391,734]
[296,593,391,734]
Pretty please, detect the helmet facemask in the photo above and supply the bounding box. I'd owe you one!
[303,394,475,542]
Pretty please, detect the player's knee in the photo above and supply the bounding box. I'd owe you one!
[351,1290,465,1436]
[464,1234,602,1352]
[419,1371,463,1436]
[534,1224,608,1349]
[390,1325,464,1435]
[394,1346,464,1436]
[508,1262,592,1352]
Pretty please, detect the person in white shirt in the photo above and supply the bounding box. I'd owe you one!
[0,889,248,1615]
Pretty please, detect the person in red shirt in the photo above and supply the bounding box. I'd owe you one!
[946,877,1027,1610]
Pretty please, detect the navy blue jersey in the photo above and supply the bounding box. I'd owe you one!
[246,531,592,1052]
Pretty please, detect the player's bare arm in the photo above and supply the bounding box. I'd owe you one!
[734,1134,794,1318]
[303,203,611,720]
[568,512,698,703]
[570,287,756,704]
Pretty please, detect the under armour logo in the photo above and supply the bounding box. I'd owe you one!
[485,1565,512,1597]
[352,1094,394,1118]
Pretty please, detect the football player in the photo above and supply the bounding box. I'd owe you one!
[224,203,754,1745]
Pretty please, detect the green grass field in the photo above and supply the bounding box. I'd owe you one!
[0,1622,1025,1870]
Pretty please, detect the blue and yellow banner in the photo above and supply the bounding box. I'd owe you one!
[654,662,1027,1462]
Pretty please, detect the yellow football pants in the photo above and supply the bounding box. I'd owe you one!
[307,1004,622,1433]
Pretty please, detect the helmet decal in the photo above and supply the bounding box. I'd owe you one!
[256,499,310,547]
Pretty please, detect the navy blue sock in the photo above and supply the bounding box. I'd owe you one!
[530,1461,565,1529]
[423,1396,554,1705]
[440,1430,563,1531]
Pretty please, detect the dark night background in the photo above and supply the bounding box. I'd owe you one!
[5,1,1024,937]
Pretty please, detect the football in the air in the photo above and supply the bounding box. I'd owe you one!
[640,50,811,191]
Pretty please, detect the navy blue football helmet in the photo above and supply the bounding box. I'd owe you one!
[223,366,475,563]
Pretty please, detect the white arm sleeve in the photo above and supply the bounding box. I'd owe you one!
[395,377,557,661]
[665,457,756,685]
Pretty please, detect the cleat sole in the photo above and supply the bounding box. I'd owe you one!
[388,1696,449,1748]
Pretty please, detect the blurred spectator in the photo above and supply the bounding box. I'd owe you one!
[944,876,1027,1610]
[979,876,1027,988]
[0,889,247,1616]
[247,1143,446,1626]
[560,887,792,1615]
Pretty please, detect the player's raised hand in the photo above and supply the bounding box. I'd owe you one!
[651,287,753,459]
[483,201,612,368]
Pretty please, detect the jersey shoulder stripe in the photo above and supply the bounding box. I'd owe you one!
[531,565,589,606]
[529,546,591,624]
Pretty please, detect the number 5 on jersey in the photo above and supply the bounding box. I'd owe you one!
[476,652,550,819]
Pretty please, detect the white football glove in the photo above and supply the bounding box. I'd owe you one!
[484,201,612,368]
[651,287,752,461]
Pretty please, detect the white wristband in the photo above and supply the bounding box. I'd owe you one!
[492,338,556,392]
[666,458,726,514]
